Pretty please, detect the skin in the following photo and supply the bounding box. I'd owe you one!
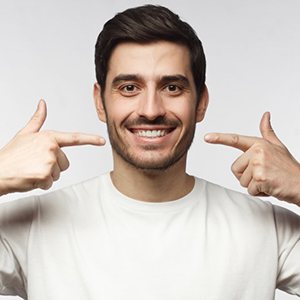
[1,41,299,206]
[205,112,300,206]
[94,41,209,202]
[0,100,105,195]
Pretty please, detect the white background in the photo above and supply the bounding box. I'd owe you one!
[0,0,300,299]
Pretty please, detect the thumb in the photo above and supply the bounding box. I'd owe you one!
[19,99,47,134]
[259,112,282,146]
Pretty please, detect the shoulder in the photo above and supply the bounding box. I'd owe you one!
[38,174,105,202]
[195,178,300,251]
[195,177,273,211]
[0,174,108,222]
[195,177,300,230]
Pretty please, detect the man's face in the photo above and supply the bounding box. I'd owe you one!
[95,41,207,171]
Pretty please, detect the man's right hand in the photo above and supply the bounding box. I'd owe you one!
[0,100,106,196]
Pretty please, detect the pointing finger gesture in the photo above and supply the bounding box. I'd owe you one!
[204,113,300,206]
[0,100,105,196]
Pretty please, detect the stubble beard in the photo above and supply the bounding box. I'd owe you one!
[106,116,196,172]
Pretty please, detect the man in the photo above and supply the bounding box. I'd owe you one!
[0,5,299,299]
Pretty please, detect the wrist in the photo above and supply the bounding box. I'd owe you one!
[0,181,9,196]
[289,162,300,206]
[0,172,14,196]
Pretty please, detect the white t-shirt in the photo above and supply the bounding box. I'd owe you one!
[0,174,299,300]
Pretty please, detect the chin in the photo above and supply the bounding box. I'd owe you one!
[119,151,187,172]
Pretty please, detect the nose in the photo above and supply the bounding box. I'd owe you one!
[136,89,166,120]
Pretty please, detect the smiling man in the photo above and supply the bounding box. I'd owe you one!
[97,42,200,172]
[0,5,299,300]
[93,40,208,202]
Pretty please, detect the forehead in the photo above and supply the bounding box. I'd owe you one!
[107,41,192,80]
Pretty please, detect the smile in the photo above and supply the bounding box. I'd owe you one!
[136,130,167,138]
[130,128,174,138]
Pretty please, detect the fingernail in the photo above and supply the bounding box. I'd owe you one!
[204,134,212,142]
[99,137,106,144]
[38,99,45,108]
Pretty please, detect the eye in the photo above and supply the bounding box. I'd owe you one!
[123,85,135,92]
[167,85,177,91]
[120,84,139,96]
[164,84,183,95]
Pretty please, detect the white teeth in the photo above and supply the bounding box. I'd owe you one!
[137,130,167,138]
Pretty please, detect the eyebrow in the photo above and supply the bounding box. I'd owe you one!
[111,74,191,88]
[112,74,142,87]
[159,75,190,87]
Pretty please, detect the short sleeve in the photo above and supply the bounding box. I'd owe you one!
[275,205,300,296]
[0,196,37,299]
[0,235,27,298]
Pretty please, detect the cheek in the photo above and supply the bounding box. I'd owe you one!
[105,101,136,125]
[167,100,196,125]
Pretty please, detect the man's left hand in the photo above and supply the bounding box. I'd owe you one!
[204,112,300,206]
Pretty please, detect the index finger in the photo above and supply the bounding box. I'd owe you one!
[204,133,260,152]
[50,131,106,147]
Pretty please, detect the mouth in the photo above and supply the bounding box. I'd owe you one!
[129,128,175,138]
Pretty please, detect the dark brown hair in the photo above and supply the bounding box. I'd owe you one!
[95,5,206,101]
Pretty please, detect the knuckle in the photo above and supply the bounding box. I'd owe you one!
[33,175,53,190]
[35,132,58,152]
[253,169,267,183]
[48,137,59,151]
[48,143,59,152]
[231,134,240,146]
[53,172,60,181]
[213,135,221,143]
[39,130,51,139]
[42,129,53,135]
[36,164,55,180]
[239,177,248,188]
[31,180,39,190]
[41,180,53,190]
[231,163,239,175]
[248,188,256,196]
[253,144,265,155]
[251,158,263,168]
[43,133,59,150]
[64,159,70,170]
[71,133,81,145]
[240,181,248,188]
[46,156,57,166]
[60,162,69,172]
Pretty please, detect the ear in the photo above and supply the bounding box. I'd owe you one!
[93,83,107,123]
[196,85,209,123]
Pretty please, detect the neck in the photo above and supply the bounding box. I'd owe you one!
[110,153,194,202]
